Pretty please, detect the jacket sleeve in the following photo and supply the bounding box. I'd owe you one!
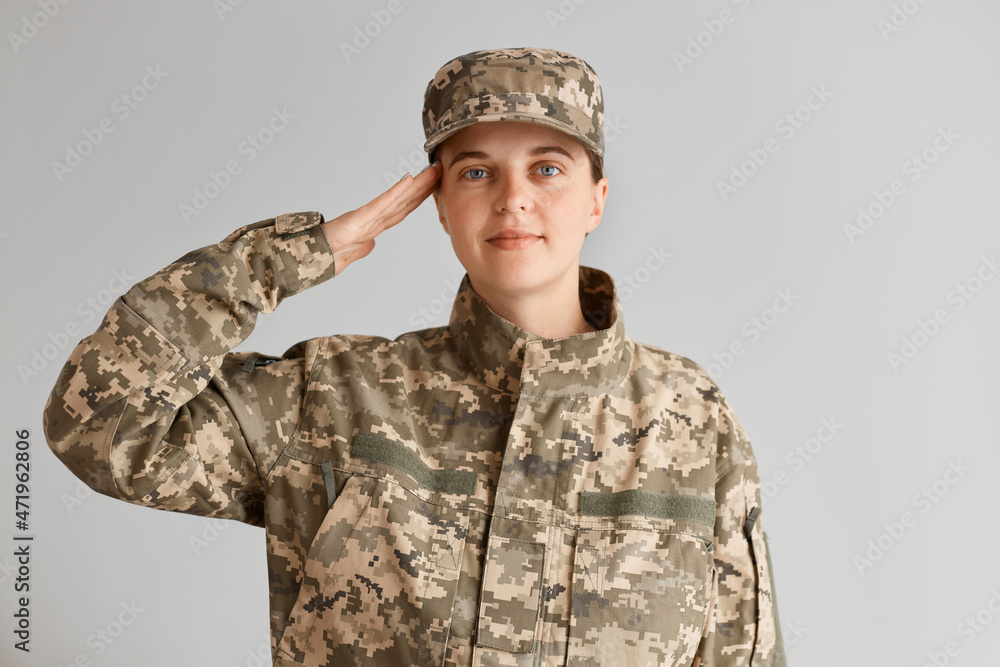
[692,393,787,667]
[42,211,337,526]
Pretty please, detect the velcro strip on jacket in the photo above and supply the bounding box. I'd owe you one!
[579,489,716,527]
[320,461,337,509]
[351,433,477,495]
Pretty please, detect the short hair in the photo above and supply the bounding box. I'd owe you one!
[583,144,604,184]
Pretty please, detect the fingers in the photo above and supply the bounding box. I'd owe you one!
[384,164,441,218]
[322,162,441,275]
[367,163,441,234]
[363,162,440,219]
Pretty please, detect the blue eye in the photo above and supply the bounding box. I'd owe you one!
[539,165,560,176]
[465,168,487,180]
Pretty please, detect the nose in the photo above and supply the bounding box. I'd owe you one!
[495,169,532,214]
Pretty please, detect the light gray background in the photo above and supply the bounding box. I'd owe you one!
[2,1,999,665]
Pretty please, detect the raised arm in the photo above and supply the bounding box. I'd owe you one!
[42,164,441,524]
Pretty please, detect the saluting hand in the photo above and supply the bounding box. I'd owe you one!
[321,162,442,276]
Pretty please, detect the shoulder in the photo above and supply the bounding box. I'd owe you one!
[630,339,722,404]
[629,339,751,474]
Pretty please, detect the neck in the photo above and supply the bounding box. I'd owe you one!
[470,269,595,339]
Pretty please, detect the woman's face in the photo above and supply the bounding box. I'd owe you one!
[432,121,608,308]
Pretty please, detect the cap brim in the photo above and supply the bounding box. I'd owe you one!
[424,113,603,158]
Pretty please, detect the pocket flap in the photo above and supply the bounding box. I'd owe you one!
[476,536,546,653]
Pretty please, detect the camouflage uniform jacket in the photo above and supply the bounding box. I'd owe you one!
[44,212,785,666]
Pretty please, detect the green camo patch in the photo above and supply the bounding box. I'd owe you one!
[580,489,715,527]
[352,433,477,495]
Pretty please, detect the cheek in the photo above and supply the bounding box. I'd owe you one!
[439,186,473,219]
[549,191,594,230]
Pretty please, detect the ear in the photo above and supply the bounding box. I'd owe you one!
[585,176,609,235]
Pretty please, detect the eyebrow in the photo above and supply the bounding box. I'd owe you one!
[447,145,577,168]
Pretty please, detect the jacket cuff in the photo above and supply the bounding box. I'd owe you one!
[267,211,337,298]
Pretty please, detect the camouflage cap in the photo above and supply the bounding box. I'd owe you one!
[422,47,605,161]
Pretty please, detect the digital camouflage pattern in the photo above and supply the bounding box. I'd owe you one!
[423,47,605,161]
[43,212,785,666]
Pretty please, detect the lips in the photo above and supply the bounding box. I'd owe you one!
[487,229,541,249]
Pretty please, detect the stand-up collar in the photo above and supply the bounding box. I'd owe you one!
[448,266,633,396]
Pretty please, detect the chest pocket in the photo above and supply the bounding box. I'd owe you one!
[274,434,473,666]
[566,490,716,666]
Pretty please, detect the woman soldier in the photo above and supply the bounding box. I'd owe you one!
[44,47,784,666]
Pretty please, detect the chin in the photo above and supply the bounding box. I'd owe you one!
[472,264,557,298]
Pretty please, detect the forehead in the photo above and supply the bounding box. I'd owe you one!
[437,121,584,160]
